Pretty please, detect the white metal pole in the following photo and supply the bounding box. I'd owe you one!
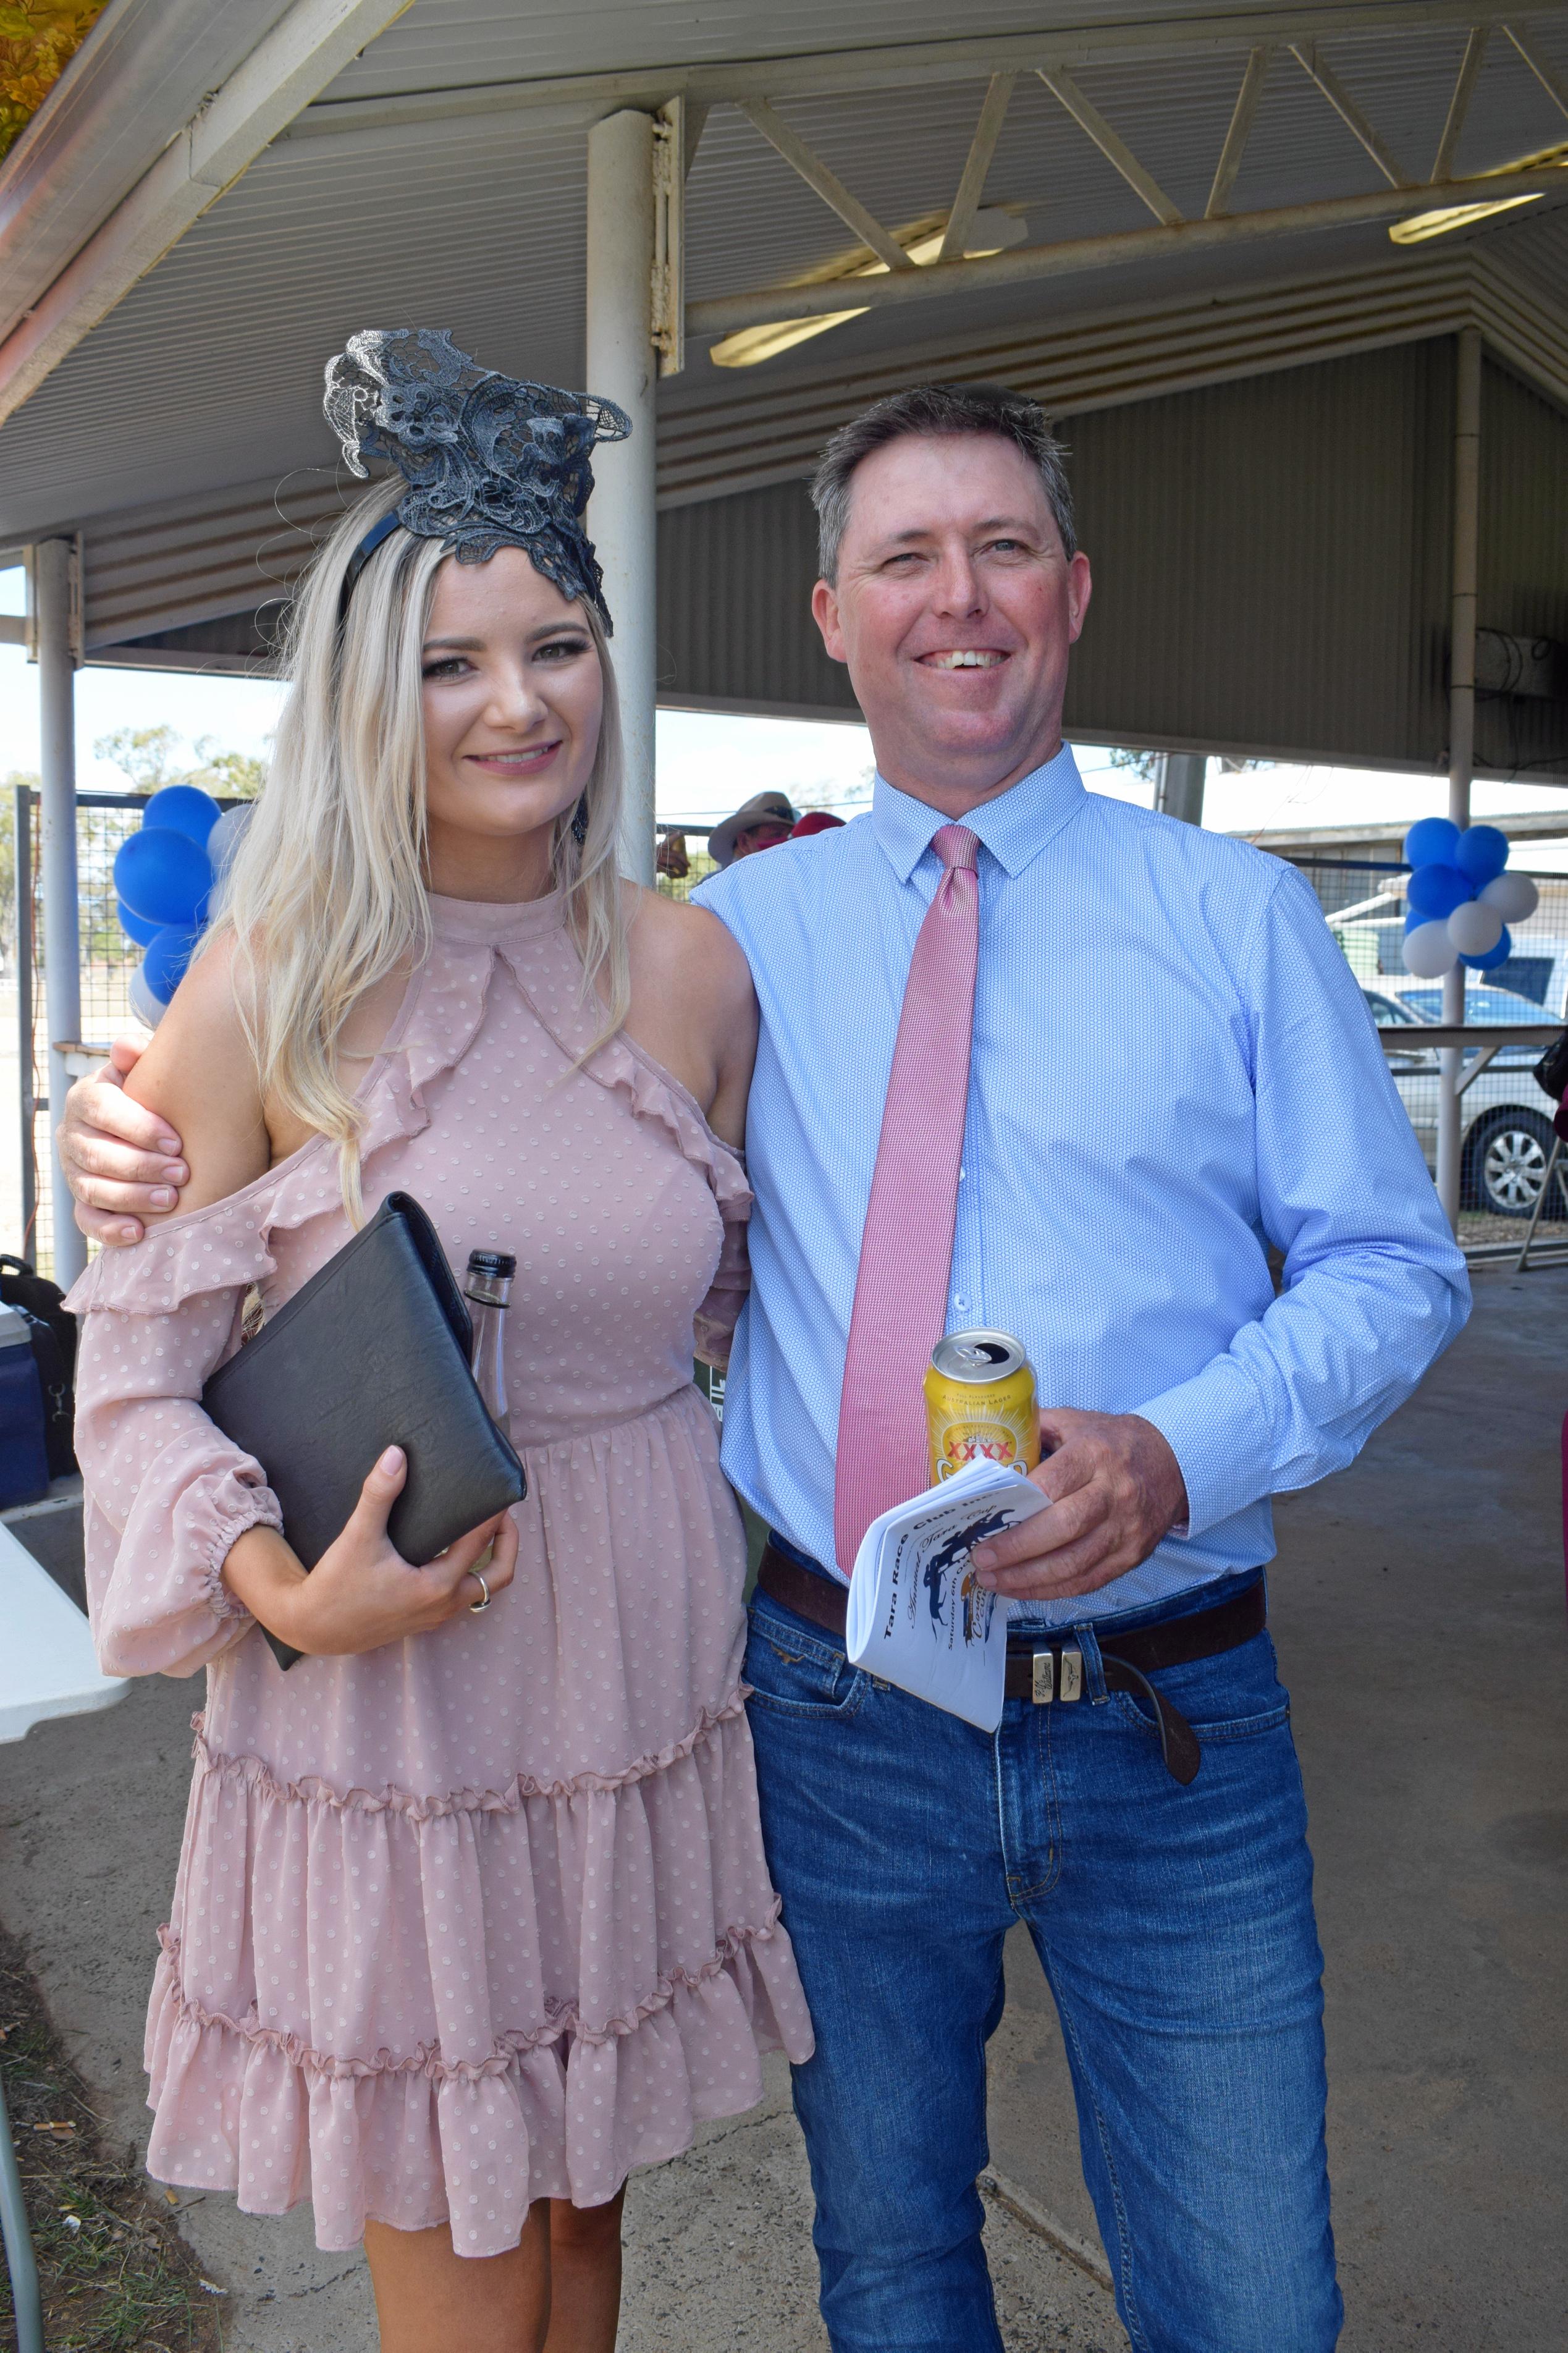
[34,537,85,1286]
[1156,752,1207,826]
[585,109,659,887]
[1436,326,1481,1235]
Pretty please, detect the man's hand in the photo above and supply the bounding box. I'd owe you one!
[59,1033,188,1247]
[969,1407,1188,1603]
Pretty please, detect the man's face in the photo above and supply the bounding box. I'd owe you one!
[811,432,1092,815]
[732,820,793,860]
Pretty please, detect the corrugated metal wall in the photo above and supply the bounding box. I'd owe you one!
[655,337,1568,782]
[1478,360,1568,784]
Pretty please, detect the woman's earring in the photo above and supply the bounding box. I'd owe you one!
[571,795,589,847]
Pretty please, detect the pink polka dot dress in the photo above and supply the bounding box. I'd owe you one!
[65,888,814,2256]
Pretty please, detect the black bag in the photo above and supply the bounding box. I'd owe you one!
[1533,1031,1568,1105]
[0,1256,76,1477]
[202,1192,526,1671]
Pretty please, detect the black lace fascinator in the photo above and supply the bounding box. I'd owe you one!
[324,328,632,630]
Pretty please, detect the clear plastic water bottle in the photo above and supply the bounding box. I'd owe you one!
[465,1251,516,1442]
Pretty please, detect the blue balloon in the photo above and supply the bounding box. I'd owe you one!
[114,826,211,927]
[1460,924,1512,974]
[1453,824,1509,887]
[141,924,201,1005]
[116,897,160,946]
[143,784,222,847]
[1406,862,1471,921]
[1403,816,1462,868]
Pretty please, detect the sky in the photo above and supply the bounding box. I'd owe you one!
[6,559,1568,860]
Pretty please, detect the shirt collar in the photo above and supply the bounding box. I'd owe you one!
[870,742,1087,884]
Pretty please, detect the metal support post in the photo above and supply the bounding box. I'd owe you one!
[14,783,34,1253]
[586,109,660,887]
[1155,753,1207,826]
[34,537,86,1286]
[1436,327,1481,1235]
[0,2068,44,2353]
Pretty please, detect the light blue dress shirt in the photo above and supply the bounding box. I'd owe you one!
[697,747,1470,1625]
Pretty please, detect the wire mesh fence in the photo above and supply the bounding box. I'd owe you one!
[1289,853,1568,1251]
[9,814,1566,1280]
[11,790,157,1277]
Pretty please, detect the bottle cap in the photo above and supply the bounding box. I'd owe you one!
[466,1251,517,1278]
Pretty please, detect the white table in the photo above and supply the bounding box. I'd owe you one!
[1,1517,126,2350]
[0,1521,125,1744]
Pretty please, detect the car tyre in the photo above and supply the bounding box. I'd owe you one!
[1464,1107,1564,1219]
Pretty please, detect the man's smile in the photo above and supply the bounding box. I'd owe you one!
[919,649,1008,670]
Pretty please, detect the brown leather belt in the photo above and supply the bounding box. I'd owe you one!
[756,1543,1267,1788]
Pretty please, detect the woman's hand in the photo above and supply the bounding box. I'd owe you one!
[60,1034,190,1246]
[222,1446,520,1656]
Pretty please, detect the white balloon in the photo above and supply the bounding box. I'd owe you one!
[1402,919,1459,978]
[205,803,253,876]
[1446,898,1504,957]
[128,968,167,1030]
[1479,869,1539,923]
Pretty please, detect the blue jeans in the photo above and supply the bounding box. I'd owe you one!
[743,1569,1341,2353]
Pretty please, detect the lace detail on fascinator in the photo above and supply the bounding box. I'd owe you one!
[324,328,632,629]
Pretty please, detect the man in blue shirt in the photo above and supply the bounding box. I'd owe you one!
[691,384,1467,2353]
[62,382,1468,2352]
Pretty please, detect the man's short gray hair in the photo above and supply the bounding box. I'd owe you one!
[809,382,1076,583]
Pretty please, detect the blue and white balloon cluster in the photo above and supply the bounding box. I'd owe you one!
[1401,819,1540,981]
[112,787,250,1029]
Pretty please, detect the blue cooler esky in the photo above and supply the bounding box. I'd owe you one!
[4,565,1568,859]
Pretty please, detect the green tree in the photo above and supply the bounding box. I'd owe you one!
[0,772,30,968]
[95,725,267,800]
[190,738,266,799]
[93,725,185,790]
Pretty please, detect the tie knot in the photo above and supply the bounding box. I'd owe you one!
[931,824,979,872]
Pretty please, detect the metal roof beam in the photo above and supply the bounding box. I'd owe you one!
[1433,28,1489,182]
[0,0,412,431]
[1288,40,1416,187]
[735,100,914,270]
[939,73,1015,263]
[1506,22,1568,121]
[1207,46,1272,218]
[282,4,1545,138]
[687,164,1568,338]
[1036,67,1184,226]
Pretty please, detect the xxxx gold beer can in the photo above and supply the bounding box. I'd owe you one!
[925,1329,1041,1484]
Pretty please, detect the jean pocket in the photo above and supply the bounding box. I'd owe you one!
[743,1599,869,1720]
[1106,1629,1291,1742]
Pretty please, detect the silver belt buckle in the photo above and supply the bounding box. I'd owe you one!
[1031,1644,1084,1704]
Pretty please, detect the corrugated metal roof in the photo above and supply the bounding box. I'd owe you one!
[4,4,1567,544]
[657,340,1568,781]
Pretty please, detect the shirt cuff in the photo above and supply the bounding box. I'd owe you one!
[1136,1354,1278,1544]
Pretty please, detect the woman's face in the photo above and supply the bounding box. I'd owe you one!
[420,546,604,850]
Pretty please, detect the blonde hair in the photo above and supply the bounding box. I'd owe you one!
[208,477,631,1220]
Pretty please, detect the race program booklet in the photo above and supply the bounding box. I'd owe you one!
[844,1459,1050,1733]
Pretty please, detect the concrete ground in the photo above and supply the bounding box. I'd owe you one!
[986,1260,1568,2351]
[2,1262,1563,2349]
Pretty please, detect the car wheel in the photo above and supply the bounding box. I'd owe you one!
[1465,1109,1561,1219]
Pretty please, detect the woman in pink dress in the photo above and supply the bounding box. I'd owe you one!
[64,331,812,2353]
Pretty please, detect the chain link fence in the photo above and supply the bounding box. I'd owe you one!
[9,810,1566,1278]
[1290,853,1567,1249]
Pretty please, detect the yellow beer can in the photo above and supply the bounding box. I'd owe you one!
[925,1329,1041,1484]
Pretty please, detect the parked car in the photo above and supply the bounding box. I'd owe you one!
[1362,982,1562,1218]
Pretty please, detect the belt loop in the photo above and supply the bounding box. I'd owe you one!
[1074,1622,1108,1705]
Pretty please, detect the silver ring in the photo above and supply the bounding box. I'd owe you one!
[468,1569,491,1614]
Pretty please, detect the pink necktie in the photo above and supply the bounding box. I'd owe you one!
[833,824,980,1573]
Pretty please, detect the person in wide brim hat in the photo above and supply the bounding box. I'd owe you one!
[707,790,797,868]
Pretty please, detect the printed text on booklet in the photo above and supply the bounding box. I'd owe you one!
[844,1460,1050,1731]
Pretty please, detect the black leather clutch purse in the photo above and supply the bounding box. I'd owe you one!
[202,1191,526,1670]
